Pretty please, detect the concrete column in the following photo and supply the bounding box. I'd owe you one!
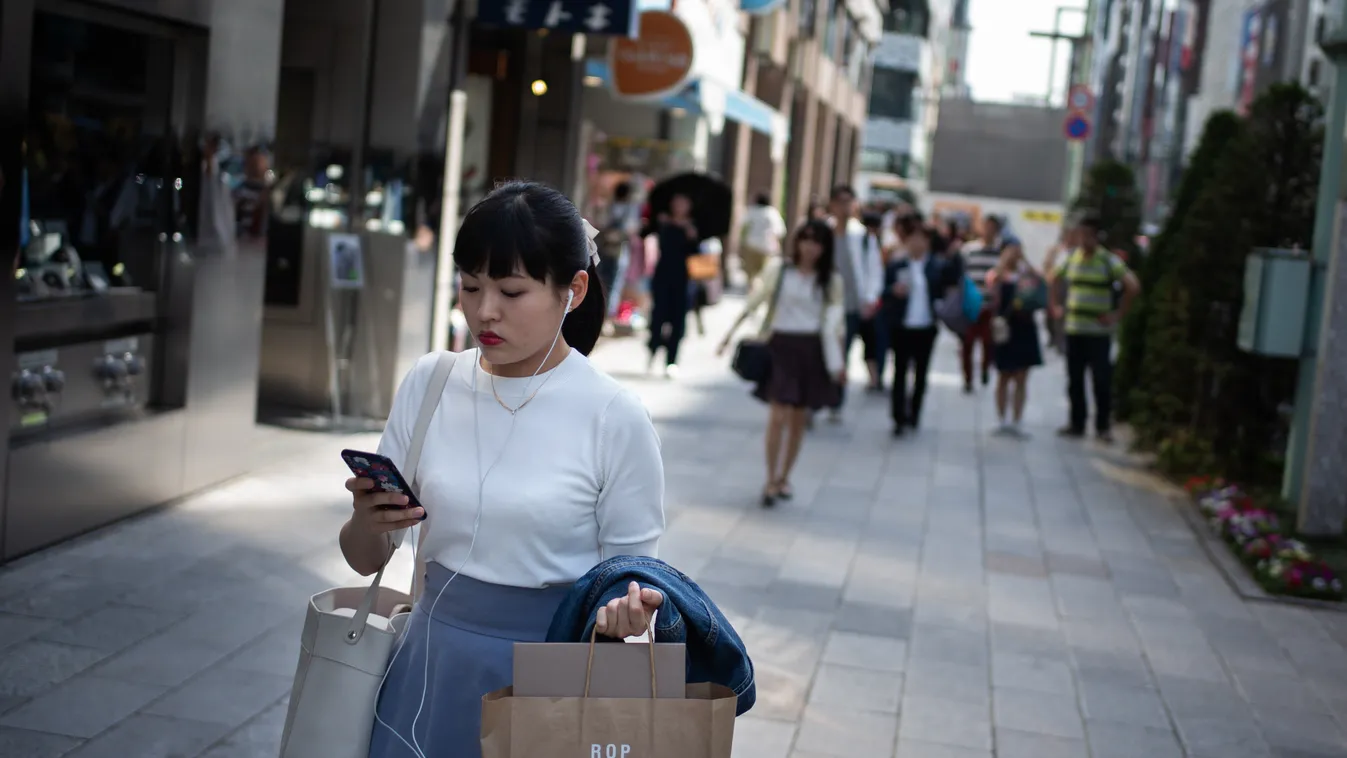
[726,52,762,261]
[814,104,838,201]
[787,90,820,226]
[1299,202,1347,533]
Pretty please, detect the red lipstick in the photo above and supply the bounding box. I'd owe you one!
[478,331,504,347]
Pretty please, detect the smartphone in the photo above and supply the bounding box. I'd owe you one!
[340,449,421,510]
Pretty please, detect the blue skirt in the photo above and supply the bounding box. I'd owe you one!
[368,563,572,758]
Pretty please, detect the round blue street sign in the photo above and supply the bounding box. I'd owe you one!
[1064,114,1092,141]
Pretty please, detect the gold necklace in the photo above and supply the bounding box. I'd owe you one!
[488,364,560,415]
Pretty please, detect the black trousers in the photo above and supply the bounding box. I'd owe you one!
[889,325,939,427]
[1066,334,1113,433]
[648,281,689,366]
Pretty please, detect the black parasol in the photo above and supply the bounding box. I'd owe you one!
[644,172,733,241]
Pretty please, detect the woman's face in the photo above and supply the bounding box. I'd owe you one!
[999,246,1022,269]
[796,236,823,267]
[459,267,583,367]
[671,195,692,217]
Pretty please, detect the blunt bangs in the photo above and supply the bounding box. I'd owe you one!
[453,191,554,282]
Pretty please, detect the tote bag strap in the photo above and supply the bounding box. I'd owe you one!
[346,351,458,643]
[759,262,789,336]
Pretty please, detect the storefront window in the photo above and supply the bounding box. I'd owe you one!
[823,0,840,59]
[869,69,917,121]
[799,0,818,36]
[19,12,179,302]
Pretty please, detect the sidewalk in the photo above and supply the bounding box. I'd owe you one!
[2,298,1347,757]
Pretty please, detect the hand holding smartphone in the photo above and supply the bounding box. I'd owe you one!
[341,450,427,539]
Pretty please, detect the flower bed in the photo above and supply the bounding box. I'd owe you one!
[1185,476,1344,601]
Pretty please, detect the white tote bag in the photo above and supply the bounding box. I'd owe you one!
[278,351,457,758]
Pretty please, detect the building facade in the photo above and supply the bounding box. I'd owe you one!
[857,0,953,202]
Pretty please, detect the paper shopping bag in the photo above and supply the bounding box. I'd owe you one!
[482,626,735,757]
[513,642,687,700]
[479,683,737,758]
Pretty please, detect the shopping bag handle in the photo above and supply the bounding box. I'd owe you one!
[584,619,658,699]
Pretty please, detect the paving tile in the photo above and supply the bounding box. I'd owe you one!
[43,605,185,653]
[831,601,912,639]
[730,716,796,758]
[898,695,991,750]
[0,675,165,738]
[993,728,1086,758]
[0,726,82,758]
[61,714,231,758]
[985,551,1048,579]
[904,659,990,707]
[0,612,56,651]
[807,664,902,714]
[894,740,991,758]
[142,665,296,729]
[990,651,1076,696]
[821,631,906,673]
[992,687,1085,740]
[0,641,109,698]
[1045,552,1110,578]
[1085,720,1184,758]
[793,705,897,757]
[89,632,232,688]
[1077,680,1171,730]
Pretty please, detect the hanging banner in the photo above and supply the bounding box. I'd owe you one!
[478,0,640,37]
[609,10,696,101]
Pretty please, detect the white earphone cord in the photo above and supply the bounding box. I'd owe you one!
[373,288,574,758]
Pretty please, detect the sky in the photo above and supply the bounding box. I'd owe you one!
[963,0,1089,104]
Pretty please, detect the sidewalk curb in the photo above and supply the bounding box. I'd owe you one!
[1172,491,1347,614]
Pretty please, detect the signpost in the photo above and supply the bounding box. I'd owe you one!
[610,11,696,100]
[1063,113,1091,141]
[1067,83,1095,113]
[478,0,639,37]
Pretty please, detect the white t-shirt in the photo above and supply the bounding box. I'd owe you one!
[904,259,934,329]
[379,349,665,588]
[770,268,826,334]
[741,205,786,252]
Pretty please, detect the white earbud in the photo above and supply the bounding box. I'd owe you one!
[565,289,575,312]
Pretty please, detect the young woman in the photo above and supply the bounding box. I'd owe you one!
[717,219,844,506]
[342,182,666,758]
[883,217,946,437]
[987,242,1046,436]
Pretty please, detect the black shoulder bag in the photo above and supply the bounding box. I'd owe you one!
[731,264,789,384]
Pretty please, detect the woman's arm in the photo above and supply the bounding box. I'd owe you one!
[595,390,666,560]
[821,274,846,376]
[719,258,781,348]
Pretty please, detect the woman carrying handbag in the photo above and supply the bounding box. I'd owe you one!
[716,220,844,507]
[329,183,666,758]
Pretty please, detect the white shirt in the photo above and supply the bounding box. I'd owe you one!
[379,349,665,588]
[770,268,827,334]
[903,258,934,329]
[741,205,786,252]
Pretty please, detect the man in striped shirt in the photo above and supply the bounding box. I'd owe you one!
[1048,214,1141,443]
[959,215,1018,392]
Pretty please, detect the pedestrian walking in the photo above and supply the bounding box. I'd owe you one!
[1048,213,1142,444]
[825,184,884,423]
[883,217,947,437]
[960,215,1019,393]
[738,192,786,283]
[345,182,666,758]
[987,242,1046,436]
[647,193,699,378]
[717,219,844,507]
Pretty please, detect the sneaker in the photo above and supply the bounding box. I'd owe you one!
[1097,430,1115,444]
[828,409,843,424]
[1057,426,1085,439]
[664,364,680,380]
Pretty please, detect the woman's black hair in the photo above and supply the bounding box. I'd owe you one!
[453,181,606,355]
[791,219,835,295]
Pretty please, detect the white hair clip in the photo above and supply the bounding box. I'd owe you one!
[581,218,602,268]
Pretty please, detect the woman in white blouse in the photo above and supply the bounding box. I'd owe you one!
[340,182,666,758]
[717,219,844,506]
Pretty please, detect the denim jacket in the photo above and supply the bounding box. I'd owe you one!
[545,556,756,716]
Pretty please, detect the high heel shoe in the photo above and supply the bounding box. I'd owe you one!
[761,484,778,508]
[774,480,794,500]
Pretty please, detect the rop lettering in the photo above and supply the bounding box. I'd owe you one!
[590,745,631,758]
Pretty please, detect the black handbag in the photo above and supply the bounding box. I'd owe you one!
[731,264,788,383]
